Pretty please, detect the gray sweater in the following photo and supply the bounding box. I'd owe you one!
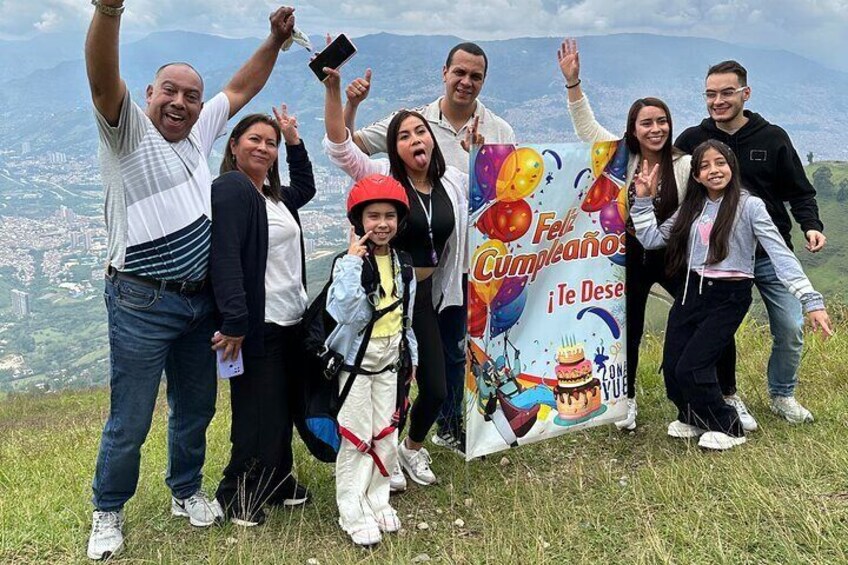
[631,192,824,313]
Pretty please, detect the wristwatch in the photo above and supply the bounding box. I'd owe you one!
[91,0,125,17]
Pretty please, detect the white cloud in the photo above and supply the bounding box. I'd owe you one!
[0,0,846,71]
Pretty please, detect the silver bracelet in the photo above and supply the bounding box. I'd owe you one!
[91,0,125,17]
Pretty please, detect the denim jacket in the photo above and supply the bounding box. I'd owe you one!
[325,251,419,368]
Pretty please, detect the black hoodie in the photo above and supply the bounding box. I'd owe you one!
[675,110,823,251]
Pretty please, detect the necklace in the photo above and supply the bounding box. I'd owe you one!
[409,178,439,266]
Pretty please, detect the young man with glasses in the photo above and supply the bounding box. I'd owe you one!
[675,60,826,428]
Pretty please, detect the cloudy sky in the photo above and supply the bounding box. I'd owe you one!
[2,0,847,71]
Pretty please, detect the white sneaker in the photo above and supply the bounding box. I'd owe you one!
[770,395,814,424]
[87,510,124,560]
[171,491,223,527]
[698,431,747,451]
[398,442,437,486]
[375,507,402,533]
[615,398,637,431]
[389,462,407,493]
[341,518,382,547]
[724,394,758,432]
[667,420,707,438]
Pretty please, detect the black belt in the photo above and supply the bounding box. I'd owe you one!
[107,266,207,295]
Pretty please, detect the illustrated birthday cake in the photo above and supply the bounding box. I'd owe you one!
[554,338,602,422]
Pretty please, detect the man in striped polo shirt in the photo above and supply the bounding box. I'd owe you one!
[85,2,296,560]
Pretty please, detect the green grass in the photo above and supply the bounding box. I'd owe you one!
[2,311,847,564]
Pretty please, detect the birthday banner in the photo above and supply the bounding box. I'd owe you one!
[465,141,630,460]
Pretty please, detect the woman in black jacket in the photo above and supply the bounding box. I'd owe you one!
[210,105,316,527]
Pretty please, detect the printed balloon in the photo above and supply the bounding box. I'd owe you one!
[606,141,629,183]
[591,141,618,178]
[478,199,533,242]
[599,201,626,235]
[470,239,508,305]
[490,287,528,338]
[616,182,629,224]
[609,252,626,267]
[471,145,515,212]
[491,276,528,310]
[495,147,544,202]
[468,284,487,338]
[582,174,620,212]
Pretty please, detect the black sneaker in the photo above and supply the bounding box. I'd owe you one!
[430,428,466,456]
[269,477,310,507]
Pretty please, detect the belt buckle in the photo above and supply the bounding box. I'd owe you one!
[179,280,198,294]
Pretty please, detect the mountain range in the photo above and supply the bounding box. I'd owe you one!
[1,31,847,161]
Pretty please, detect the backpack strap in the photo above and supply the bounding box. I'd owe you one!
[338,249,414,412]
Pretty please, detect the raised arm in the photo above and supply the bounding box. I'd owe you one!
[222,6,294,118]
[85,0,128,125]
[323,67,347,143]
[558,38,584,103]
[558,37,618,143]
[344,68,372,151]
[322,63,386,180]
[273,103,316,209]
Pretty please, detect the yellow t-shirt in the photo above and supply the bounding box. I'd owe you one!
[371,253,403,338]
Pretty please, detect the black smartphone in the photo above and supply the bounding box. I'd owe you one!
[309,34,357,82]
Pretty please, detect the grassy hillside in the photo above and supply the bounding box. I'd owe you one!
[1,309,847,564]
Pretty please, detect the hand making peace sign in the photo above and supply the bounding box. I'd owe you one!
[347,227,373,257]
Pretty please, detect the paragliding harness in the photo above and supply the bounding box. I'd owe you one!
[298,251,414,473]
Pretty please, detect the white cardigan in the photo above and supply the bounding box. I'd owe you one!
[323,130,467,312]
[567,95,691,211]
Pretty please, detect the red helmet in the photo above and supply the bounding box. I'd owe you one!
[346,174,410,226]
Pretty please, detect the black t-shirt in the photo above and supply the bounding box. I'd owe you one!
[393,180,455,267]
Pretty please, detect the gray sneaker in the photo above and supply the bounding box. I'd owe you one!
[87,510,124,560]
[171,490,223,527]
[770,395,814,424]
[725,394,758,432]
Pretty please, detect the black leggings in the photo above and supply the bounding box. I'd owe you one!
[405,277,448,443]
[625,234,681,398]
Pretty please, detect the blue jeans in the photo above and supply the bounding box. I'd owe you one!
[92,274,217,512]
[754,255,804,397]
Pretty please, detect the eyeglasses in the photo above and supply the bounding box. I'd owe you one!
[702,87,746,101]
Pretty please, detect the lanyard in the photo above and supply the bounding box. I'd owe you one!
[410,182,439,266]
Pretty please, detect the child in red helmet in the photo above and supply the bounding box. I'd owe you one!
[325,174,418,547]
